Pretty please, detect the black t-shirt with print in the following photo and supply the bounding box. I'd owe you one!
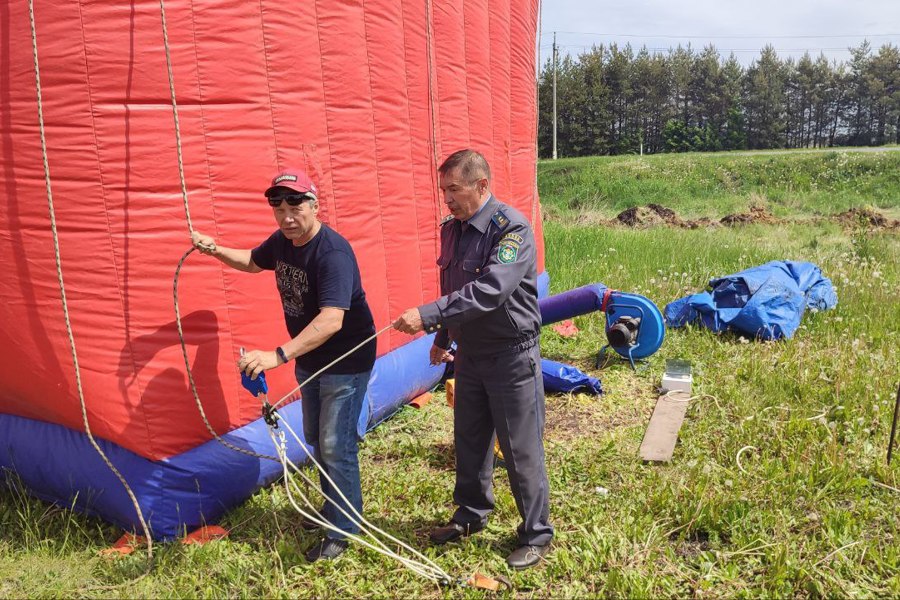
[251,224,376,374]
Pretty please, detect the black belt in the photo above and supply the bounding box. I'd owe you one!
[461,333,539,358]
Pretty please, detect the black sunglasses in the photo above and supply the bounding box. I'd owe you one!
[266,193,315,207]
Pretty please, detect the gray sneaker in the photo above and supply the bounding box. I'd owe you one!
[305,537,349,562]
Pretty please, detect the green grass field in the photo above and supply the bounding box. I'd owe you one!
[538,149,900,221]
[2,150,899,597]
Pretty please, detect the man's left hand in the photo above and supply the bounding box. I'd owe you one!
[394,308,424,334]
[238,349,280,380]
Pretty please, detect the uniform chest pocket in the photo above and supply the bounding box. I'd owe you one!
[436,254,450,270]
[462,259,484,276]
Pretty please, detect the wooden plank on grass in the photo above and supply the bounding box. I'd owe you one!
[639,391,691,462]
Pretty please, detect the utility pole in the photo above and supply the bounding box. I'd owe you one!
[552,31,558,160]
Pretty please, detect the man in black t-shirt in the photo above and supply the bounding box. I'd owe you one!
[192,168,376,563]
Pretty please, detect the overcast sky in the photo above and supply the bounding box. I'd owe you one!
[539,0,900,66]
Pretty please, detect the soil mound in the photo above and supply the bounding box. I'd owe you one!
[834,207,899,230]
[683,217,719,229]
[616,204,683,227]
[720,206,779,226]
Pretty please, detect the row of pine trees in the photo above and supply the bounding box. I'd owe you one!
[537,42,900,157]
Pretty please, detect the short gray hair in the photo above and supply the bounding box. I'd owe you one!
[438,149,491,183]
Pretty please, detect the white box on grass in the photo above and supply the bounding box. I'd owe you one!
[661,359,692,395]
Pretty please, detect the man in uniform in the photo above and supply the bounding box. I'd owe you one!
[394,149,553,569]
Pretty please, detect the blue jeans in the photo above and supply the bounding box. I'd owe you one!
[296,367,371,539]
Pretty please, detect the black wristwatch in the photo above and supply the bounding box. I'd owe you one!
[276,346,289,364]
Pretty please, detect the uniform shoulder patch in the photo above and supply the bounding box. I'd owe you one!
[497,237,520,264]
[491,210,510,230]
[439,214,454,226]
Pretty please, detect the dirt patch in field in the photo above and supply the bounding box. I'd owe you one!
[616,204,684,227]
[834,207,900,230]
[612,204,721,229]
[683,216,720,229]
[720,205,780,226]
[573,211,615,227]
[672,539,711,559]
[545,399,607,441]
[544,376,657,443]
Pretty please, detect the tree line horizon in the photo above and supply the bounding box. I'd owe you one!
[538,41,900,157]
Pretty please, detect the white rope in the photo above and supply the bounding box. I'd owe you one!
[271,323,394,409]
[868,478,900,494]
[735,445,757,474]
[424,0,440,171]
[28,0,153,555]
[174,245,396,457]
[271,435,447,581]
[424,0,447,264]
[277,417,448,577]
[174,245,395,460]
[270,419,452,582]
[659,391,723,413]
[157,0,279,463]
[743,405,828,422]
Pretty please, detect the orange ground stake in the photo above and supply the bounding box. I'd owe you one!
[180,525,229,545]
[99,532,147,557]
[409,392,432,409]
[467,572,512,591]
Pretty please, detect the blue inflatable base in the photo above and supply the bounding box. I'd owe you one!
[0,334,445,540]
[1,404,308,541]
[0,272,550,540]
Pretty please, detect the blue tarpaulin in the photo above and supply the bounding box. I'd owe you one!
[542,359,603,395]
[664,261,837,340]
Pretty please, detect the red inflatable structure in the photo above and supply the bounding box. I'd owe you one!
[0,0,544,537]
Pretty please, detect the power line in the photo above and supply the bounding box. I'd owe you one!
[541,44,866,53]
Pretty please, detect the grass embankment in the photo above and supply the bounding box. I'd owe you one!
[1,150,898,597]
[538,149,900,221]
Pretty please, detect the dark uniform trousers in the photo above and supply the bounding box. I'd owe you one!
[453,341,553,546]
[420,195,554,547]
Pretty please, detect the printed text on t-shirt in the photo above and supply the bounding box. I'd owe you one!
[275,260,309,317]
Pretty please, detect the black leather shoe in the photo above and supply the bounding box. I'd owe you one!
[506,543,550,570]
[305,538,349,562]
[428,520,486,545]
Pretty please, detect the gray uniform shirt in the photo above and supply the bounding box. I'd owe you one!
[418,195,541,357]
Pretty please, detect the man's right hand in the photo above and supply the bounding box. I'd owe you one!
[191,231,217,255]
[429,344,454,366]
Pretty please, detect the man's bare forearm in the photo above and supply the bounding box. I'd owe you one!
[281,308,345,360]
